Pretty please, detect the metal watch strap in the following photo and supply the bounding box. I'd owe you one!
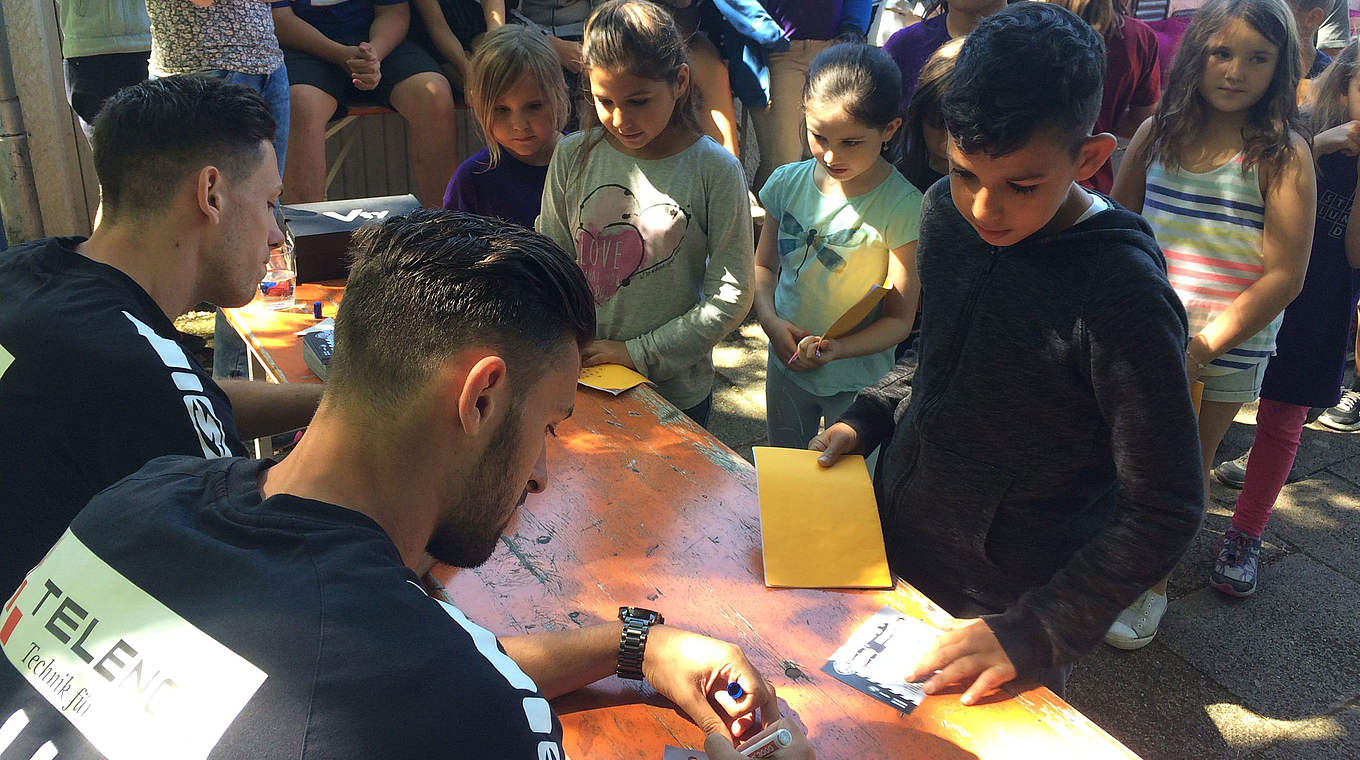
[616,620,649,680]
[616,606,663,681]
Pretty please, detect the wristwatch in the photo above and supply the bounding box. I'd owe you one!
[617,606,665,680]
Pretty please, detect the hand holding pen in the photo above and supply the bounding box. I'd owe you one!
[786,334,836,372]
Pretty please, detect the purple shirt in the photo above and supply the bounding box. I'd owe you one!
[442,145,550,229]
[883,14,951,114]
[761,0,869,41]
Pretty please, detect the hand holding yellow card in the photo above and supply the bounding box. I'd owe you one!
[578,364,650,395]
[824,278,892,340]
[753,446,893,589]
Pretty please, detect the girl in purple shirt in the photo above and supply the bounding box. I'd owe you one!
[443,24,569,229]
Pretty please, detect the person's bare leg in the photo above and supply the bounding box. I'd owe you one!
[1148,398,1244,595]
[389,72,459,208]
[283,84,338,204]
[686,34,739,158]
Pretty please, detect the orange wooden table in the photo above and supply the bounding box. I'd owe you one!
[224,284,1140,760]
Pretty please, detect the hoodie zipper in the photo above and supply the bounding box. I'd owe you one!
[886,246,1004,503]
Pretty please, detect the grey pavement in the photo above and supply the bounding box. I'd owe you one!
[709,319,1360,760]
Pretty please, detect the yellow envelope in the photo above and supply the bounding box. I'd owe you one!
[824,278,892,340]
[578,364,650,395]
[753,447,893,589]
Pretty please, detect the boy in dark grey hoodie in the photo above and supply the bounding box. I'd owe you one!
[811,3,1203,703]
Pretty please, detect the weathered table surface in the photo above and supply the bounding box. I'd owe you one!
[225,284,1139,760]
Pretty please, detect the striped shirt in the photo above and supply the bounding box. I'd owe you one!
[1144,155,1278,373]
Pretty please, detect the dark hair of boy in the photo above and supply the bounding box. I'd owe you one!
[91,75,275,222]
[942,3,1106,158]
[803,42,903,157]
[328,211,597,412]
[1150,0,1305,187]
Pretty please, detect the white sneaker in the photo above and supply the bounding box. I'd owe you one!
[1103,589,1168,650]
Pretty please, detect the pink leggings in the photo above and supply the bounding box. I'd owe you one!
[1232,398,1310,537]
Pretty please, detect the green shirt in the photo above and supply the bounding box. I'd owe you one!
[56,0,150,58]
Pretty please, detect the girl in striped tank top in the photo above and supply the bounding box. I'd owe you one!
[1209,43,1360,596]
[1107,0,1315,648]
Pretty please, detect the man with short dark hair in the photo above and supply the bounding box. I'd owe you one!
[0,211,813,760]
[0,76,322,591]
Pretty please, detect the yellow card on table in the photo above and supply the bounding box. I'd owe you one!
[752,446,893,589]
[824,278,892,340]
[578,364,649,395]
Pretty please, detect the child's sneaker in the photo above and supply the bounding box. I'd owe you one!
[1210,526,1262,597]
[1103,589,1168,650]
[1319,390,1360,431]
[1211,449,1250,489]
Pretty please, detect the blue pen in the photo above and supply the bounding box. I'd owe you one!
[726,681,745,700]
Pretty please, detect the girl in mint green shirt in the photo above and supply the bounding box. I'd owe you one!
[753,43,923,450]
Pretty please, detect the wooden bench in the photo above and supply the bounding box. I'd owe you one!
[323,105,397,195]
[322,95,481,199]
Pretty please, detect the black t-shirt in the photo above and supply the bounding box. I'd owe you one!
[0,237,246,590]
[0,455,565,759]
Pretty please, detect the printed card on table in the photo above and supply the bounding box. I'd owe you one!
[822,605,935,714]
[578,363,650,395]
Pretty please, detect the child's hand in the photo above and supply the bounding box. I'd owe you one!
[808,422,860,467]
[1186,337,1210,383]
[581,339,635,369]
[1315,120,1360,157]
[787,334,832,372]
[762,317,809,365]
[905,618,1017,706]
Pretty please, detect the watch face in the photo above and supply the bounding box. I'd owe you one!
[619,606,664,625]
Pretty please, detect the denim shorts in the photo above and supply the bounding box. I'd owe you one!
[1200,356,1271,403]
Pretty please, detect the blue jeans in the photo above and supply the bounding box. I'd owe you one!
[201,64,290,378]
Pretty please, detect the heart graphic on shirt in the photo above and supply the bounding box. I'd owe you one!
[577,222,646,303]
[575,184,690,304]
